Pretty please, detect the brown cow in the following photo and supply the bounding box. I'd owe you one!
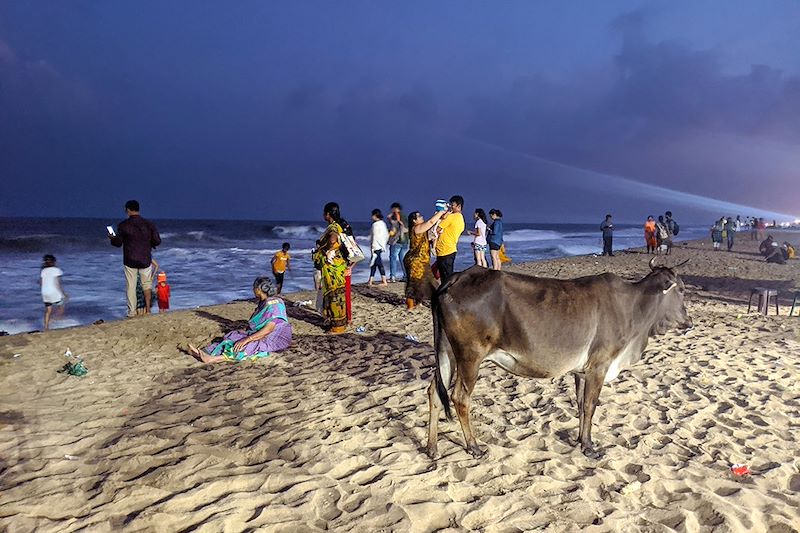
[426,258,692,459]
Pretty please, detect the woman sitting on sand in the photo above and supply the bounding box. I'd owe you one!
[189,277,292,362]
[403,209,447,310]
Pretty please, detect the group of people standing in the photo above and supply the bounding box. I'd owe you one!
[312,197,506,333]
[644,212,679,254]
[709,216,742,251]
[600,211,680,257]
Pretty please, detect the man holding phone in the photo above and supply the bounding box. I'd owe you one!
[109,200,161,317]
[435,195,465,284]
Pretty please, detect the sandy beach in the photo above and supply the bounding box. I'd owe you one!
[1,235,798,532]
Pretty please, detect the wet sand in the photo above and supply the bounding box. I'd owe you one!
[1,234,799,532]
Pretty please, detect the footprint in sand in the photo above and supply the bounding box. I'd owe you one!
[312,487,342,521]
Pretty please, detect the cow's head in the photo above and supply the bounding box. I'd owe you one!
[644,257,693,335]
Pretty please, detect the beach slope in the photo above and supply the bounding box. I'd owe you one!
[1,237,799,532]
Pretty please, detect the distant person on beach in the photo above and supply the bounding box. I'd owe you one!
[271,242,291,295]
[109,200,161,318]
[435,195,465,283]
[757,218,767,240]
[368,209,389,286]
[759,235,779,258]
[404,209,447,309]
[188,277,292,362]
[656,216,669,253]
[600,214,614,256]
[40,254,67,331]
[314,202,349,333]
[664,211,679,255]
[387,202,409,282]
[469,208,489,268]
[488,209,505,269]
[155,271,170,312]
[644,216,657,254]
[710,218,725,250]
[724,217,737,251]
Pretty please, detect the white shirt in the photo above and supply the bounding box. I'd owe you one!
[474,219,488,246]
[371,220,389,252]
[41,267,64,303]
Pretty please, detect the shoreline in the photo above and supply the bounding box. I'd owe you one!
[1,232,798,531]
[6,231,796,337]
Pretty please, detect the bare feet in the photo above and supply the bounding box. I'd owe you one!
[188,344,217,363]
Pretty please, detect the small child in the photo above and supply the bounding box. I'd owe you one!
[156,271,171,312]
[40,254,67,330]
[271,242,291,295]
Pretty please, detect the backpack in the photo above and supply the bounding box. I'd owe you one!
[671,221,680,236]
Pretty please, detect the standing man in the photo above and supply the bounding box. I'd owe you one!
[387,202,409,282]
[600,214,614,256]
[435,195,465,284]
[109,200,161,317]
[664,211,679,255]
[724,216,737,251]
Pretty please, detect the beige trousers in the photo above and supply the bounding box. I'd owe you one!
[124,265,153,317]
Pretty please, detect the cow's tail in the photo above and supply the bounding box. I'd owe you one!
[431,282,453,421]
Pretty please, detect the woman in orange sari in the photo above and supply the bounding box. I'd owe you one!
[403,209,447,309]
[644,215,657,254]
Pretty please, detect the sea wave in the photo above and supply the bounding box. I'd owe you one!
[0,234,100,252]
[271,225,326,239]
[501,229,565,242]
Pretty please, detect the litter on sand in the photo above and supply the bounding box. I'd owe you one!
[59,360,88,377]
[293,300,314,307]
[354,326,367,333]
[730,464,751,476]
[12,353,21,358]
[64,349,72,358]
[405,334,419,342]
[64,455,80,461]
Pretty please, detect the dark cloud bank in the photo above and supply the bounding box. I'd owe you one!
[0,9,798,223]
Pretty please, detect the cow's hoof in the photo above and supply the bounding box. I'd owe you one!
[582,446,603,460]
[425,445,438,460]
[467,445,486,458]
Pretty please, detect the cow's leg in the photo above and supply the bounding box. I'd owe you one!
[579,369,606,459]
[425,379,442,458]
[452,359,484,458]
[574,373,585,421]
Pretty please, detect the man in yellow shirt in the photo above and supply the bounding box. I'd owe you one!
[435,195,465,283]
[271,242,291,294]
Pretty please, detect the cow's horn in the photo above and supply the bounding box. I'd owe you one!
[672,258,690,270]
[662,282,677,294]
[649,256,658,271]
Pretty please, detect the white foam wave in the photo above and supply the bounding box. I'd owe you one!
[502,229,564,242]
[272,225,325,239]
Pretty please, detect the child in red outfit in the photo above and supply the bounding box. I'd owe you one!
[156,271,170,312]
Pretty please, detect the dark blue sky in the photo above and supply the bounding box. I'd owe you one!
[1,1,798,223]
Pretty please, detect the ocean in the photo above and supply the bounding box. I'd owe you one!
[0,217,708,334]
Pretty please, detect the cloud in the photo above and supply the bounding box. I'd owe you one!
[461,10,800,216]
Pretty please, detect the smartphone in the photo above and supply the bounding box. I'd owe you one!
[106,225,116,237]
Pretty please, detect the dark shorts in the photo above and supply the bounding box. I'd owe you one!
[274,271,285,285]
[44,301,63,308]
[489,242,502,251]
